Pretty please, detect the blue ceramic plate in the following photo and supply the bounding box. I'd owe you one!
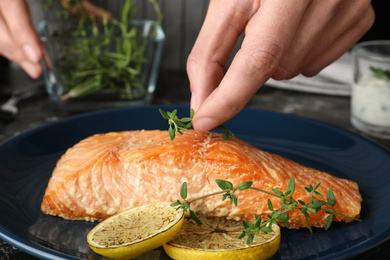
[1,105,390,260]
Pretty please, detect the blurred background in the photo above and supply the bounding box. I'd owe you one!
[27,0,244,72]
[25,0,388,73]
[18,0,390,97]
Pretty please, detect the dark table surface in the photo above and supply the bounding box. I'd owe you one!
[1,66,390,259]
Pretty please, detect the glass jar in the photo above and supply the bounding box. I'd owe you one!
[39,20,165,113]
[351,40,390,139]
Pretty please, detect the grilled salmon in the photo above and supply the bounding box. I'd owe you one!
[41,130,361,229]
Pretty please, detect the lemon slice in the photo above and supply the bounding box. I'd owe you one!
[87,202,184,260]
[163,217,280,260]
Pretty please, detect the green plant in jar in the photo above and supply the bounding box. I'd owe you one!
[41,0,162,100]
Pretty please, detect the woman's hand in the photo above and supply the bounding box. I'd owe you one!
[188,0,375,132]
[0,0,110,79]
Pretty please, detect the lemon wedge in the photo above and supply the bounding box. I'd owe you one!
[163,217,281,260]
[87,202,184,260]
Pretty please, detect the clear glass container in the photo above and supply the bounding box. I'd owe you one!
[351,41,390,139]
[38,20,165,112]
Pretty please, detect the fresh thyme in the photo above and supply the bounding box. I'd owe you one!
[159,109,194,141]
[159,109,234,141]
[370,67,390,80]
[41,0,162,100]
[171,178,361,244]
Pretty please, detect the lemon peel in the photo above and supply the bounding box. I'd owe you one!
[163,217,280,260]
[87,202,184,259]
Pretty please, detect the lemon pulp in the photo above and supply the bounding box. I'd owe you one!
[163,217,280,260]
[87,202,184,260]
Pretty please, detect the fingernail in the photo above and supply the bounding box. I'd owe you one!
[21,61,40,78]
[23,44,40,63]
[190,93,197,111]
[193,117,218,132]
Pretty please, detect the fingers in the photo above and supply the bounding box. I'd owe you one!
[83,1,112,21]
[270,0,340,79]
[0,0,113,79]
[302,2,375,76]
[187,0,254,111]
[273,0,374,79]
[190,0,374,132]
[0,0,43,78]
[62,0,112,21]
[192,0,310,132]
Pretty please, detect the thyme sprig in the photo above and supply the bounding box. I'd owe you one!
[159,109,234,141]
[171,178,361,244]
[159,109,194,141]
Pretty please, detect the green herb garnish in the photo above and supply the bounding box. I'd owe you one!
[171,178,361,244]
[159,109,234,141]
[159,109,194,141]
[42,0,162,100]
[370,67,390,80]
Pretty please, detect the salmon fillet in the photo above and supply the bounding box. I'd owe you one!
[41,130,362,229]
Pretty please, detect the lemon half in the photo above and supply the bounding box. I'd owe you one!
[163,217,280,260]
[87,202,184,260]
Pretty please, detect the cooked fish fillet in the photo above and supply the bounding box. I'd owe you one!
[41,130,361,229]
